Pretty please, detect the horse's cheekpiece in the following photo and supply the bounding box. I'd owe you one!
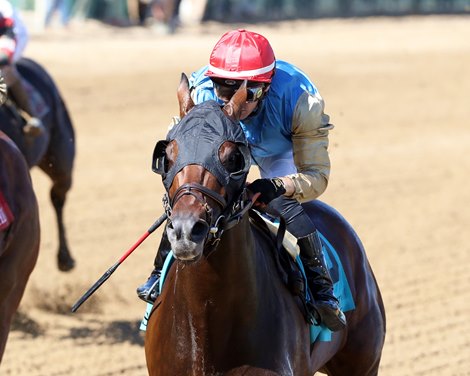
[0,190,14,231]
[152,100,251,199]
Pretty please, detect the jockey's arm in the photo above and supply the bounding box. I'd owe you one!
[284,91,334,203]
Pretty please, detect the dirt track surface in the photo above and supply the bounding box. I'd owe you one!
[1,15,469,376]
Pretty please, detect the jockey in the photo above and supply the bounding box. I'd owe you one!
[0,0,44,136]
[138,29,346,332]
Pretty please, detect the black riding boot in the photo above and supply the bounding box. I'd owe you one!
[298,231,347,332]
[137,230,171,303]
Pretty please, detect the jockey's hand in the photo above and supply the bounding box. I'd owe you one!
[247,178,286,205]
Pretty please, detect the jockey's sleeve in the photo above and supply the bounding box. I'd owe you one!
[286,91,334,203]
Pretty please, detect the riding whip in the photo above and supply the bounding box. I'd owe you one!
[71,213,167,313]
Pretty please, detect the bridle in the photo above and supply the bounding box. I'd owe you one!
[162,181,254,250]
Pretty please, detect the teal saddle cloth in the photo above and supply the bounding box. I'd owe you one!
[140,232,355,343]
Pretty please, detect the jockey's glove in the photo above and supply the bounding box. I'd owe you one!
[247,178,286,204]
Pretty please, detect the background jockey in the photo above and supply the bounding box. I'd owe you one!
[0,0,44,136]
[138,29,346,332]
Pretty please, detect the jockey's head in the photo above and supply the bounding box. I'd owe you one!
[206,29,276,119]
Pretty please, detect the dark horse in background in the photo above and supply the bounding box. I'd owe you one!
[144,74,386,375]
[0,131,40,363]
[0,58,75,271]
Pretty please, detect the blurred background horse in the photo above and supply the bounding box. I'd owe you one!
[0,57,76,272]
[144,76,386,375]
[0,131,40,363]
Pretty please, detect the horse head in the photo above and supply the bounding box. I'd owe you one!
[152,73,251,262]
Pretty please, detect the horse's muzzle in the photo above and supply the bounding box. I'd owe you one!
[166,215,210,261]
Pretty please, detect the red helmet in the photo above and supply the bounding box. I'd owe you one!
[0,12,14,30]
[206,29,276,83]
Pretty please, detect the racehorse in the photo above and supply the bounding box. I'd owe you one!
[144,74,386,375]
[0,57,76,271]
[0,131,40,363]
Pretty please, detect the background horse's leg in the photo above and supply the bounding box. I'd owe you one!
[39,132,75,271]
[39,84,76,272]
[38,150,74,271]
[50,173,74,271]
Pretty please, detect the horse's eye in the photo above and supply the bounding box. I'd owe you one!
[164,140,179,173]
[153,140,175,176]
[223,149,245,174]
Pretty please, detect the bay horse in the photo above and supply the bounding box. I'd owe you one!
[0,131,40,363]
[0,57,75,271]
[144,74,386,375]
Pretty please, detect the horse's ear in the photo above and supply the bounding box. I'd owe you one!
[177,73,195,118]
[223,80,247,122]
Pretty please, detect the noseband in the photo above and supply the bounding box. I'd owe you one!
[167,182,227,233]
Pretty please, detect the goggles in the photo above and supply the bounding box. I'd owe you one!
[212,79,268,103]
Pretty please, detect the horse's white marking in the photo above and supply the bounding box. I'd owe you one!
[188,312,197,362]
[282,355,294,376]
[187,312,207,376]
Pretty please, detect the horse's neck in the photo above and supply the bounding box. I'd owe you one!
[162,215,262,365]
[154,214,305,374]
[167,214,264,334]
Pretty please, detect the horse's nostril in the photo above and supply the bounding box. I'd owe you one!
[191,221,210,243]
[167,220,183,240]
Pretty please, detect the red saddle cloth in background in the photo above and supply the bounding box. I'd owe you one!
[0,190,14,230]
